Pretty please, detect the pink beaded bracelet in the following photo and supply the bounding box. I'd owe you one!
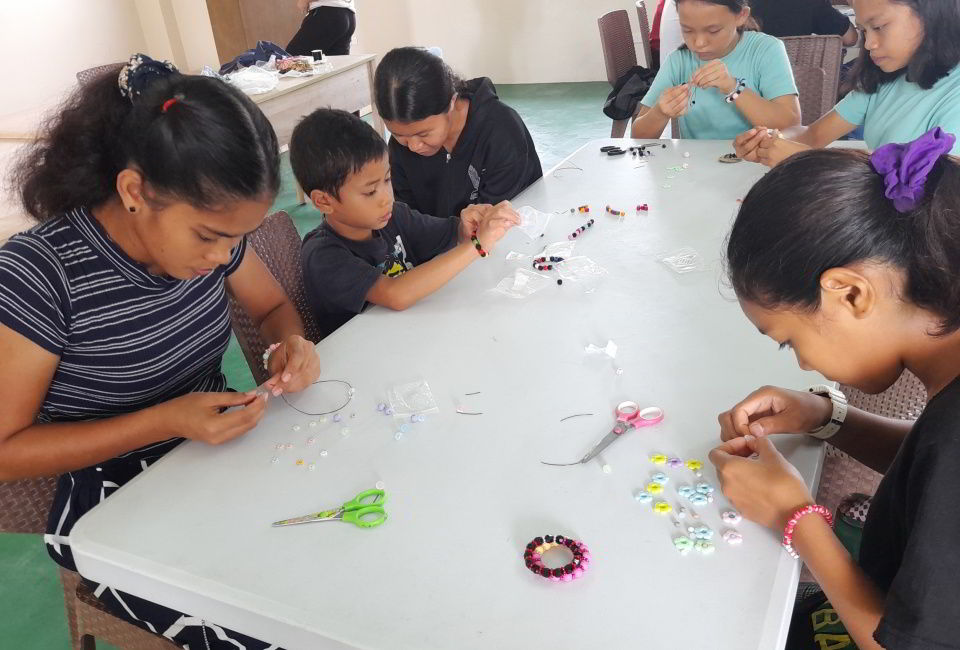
[262,342,281,371]
[782,504,834,559]
[523,534,590,582]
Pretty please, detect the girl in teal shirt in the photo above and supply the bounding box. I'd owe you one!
[736,0,960,164]
[632,0,801,139]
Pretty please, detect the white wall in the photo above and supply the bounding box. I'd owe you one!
[354,0,654,84]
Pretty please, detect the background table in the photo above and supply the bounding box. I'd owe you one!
[72,139,826,650]
[252,54,383,203]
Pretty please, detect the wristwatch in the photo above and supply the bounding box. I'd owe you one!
[805,384,848,440]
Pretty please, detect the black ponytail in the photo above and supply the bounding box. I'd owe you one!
[374,47,466,123]
[14,62,280,222]
[726,148,960,334]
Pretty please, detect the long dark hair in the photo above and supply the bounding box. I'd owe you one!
[847,0,960,93]
[14,64,280,221]
[373,47,466,122]
[726,149,960,333]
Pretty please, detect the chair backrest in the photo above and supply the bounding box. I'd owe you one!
[634,1,654,69]
[76,63,124,87]
[816,370,927,514]
[0,476,58,534]
[780,35,843,125]
[598,10,639,87]
[228,211,324,386]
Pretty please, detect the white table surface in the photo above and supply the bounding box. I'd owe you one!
[250,54,376,105]
[72,139,826,650]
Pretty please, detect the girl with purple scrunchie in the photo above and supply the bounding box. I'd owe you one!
[713,127,960,650]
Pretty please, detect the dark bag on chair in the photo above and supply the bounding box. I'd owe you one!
[603,66,658,120]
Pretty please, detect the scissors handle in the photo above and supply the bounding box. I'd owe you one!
[344,488,386,511]
[342,506,387,528]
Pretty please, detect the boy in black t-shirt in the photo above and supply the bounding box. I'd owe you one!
[290,109,519,337]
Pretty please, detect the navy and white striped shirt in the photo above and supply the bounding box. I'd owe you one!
[0,206,245,423]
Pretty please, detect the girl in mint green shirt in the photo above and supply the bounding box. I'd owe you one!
[632,0,801,140]
[736,0,960,164]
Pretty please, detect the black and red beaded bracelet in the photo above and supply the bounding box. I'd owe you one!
[470,232,487,258]
[522,534,591,582]
[532,255,565,271]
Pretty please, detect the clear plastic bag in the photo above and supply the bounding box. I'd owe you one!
[660,247,705,274]
[225,66,279,95]
[556,256,608,292]
[539,240,576,259]
[505,251,531,262]
[387,380,440,417]
[490,268,552,299]
[515,206,553,240]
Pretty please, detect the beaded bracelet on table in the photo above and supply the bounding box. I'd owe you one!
[523,534,590,582]
[532,256,565,271]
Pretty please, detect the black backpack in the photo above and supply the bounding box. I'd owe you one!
[603,66,659,120]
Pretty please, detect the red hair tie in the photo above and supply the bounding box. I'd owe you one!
[161,97,179,113]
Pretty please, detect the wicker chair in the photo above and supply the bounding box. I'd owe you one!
[0,477,178,649]
[634,1,654,69]
[228,211,325,386]
[598,10,639,138]
[780,35,844,125]
[76,63,124,87]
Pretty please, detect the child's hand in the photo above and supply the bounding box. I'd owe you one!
[157,390,268,445]
[757,134,809,167]
[459,203,494,241]
[733,127,773,163]
[655,84,690,118]
[475,201,520,251]
[709,434,815,531]
[264,335,322,395]
[718,386,833,441]
[690,60,737,94]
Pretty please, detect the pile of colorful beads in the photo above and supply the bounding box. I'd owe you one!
[568,204,590,214]
[523,534,590,582]
[605,205,626,217]
[636,203,649,212]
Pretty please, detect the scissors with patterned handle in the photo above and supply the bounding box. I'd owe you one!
[272,488,387,528]
[542,401,664,467]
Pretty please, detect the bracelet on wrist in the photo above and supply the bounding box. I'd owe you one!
[262,342,281,371]
[725,77,747,103]
[470,232,488,258]
[782,504,834,559]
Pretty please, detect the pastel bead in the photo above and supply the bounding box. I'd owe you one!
[333,414,342,423]
[695,481,714,495]
[308,463,316,471]
[306,438,315,445]
[646,482,663,494]
[385,407,395,415]
[634,490,653,503]
[415,415,426,423]
[689,494,709,506]
[340,428,350,436]
[309,421,318,427]
[270,456,279,464]
[673,535,694,555]
[377,403,386,411]
[653,500,672,514]
[573,568,584,578]
[295,459,304,466]
[650,454,668,465]
[292,425,301,432]
[723,529,743,545]
[602,463,613,474]
[400,424,410,433]
[318,416,328,424]
[678,486,696,499]
[319,449,328,457]
[667,457,684,468]
[394,432,403,440]
[562,573,573,582]
[651,472,669,485]
[695,540,715,555]
[685,459,703,471]
[722,510,742,525]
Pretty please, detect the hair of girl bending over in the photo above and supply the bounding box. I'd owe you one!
[373,46,466,122]
[15,66,281,221]
[726,148,960,334]
[847,0,960,93]
[675,0,759,36]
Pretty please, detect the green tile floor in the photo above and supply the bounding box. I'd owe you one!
[1,81,610,649]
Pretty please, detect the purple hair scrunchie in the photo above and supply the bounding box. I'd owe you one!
[869,127,956,213]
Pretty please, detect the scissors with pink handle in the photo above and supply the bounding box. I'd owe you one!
[542,401,664,467]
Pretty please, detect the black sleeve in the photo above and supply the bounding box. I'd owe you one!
[476,114,539,205]
[873,428,960,649]
[301,237,381,316]
[388,139,418,210]
[813,0,854,36]
[392,203,460,263]
[0,234,70,355]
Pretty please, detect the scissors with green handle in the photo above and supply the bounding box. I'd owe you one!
[272,488,387,528]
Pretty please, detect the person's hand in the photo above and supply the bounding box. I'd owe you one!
[474,201,520,251]
[757,134,810,167]
[709,434,814,531]
[733,127,773,163]
[264,335,322,395]
[718,386,833,442]
[459,203,494,241]
[690,60,737,94]
[156,391,268,445]
[655,84,691,119]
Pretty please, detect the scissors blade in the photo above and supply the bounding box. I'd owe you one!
[579,430,619,464]
[272,508,340,527]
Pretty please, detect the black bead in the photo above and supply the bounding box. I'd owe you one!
[557,279,562,286]
[526,542,535,550]
[544,535,554,543]
[534,537,544,545]
[539,567,550,577]
[564,563,575,574]
[552,568,564,578]
[563,538,574,547]
[572,557,581,565]
[524,550,533,558]
[556,535,566,544]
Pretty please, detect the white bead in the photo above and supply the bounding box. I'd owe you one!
[615,367,624,376]
[394,432,403,440]
[340,427,350,436]
[602,463,612,474]
[309,421,318,427]
[292,425,301,432]
[375,481,385,490]
[319,449,328,457]
[683,151,690,158]
[270,456,279,464]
